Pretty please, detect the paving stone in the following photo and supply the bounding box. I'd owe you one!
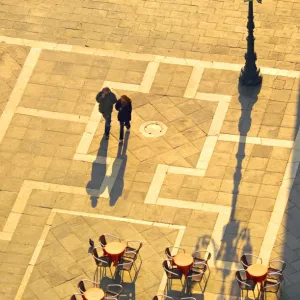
[1,9,300,298]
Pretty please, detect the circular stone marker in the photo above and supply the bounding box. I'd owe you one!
[140,121,167,138]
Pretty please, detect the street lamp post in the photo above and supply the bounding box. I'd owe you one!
[239,0,262,86]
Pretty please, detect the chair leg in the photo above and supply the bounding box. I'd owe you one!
[199,281,204,293]
[128,270,133,282]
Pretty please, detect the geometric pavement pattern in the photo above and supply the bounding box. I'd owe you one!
[0,35,300,300]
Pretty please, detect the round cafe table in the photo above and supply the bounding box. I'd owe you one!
[104,241,126,265]
[83,287,104,300]
[173,253,193,277]
[247,264,268,291]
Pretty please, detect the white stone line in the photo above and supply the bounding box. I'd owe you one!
[0,48,41,144]
[73,153,114,164]
[212,62,243,71]
[54,208,185,229]
[157,198,231,214]
[104,81,140,92]
[14,210,55,300]
[196,136,218,170]
[14,265,34,300]
[219,134,294,148]
[168,166,205,176]
[75,103,101,155]
[195,92,232,102]
[259,128,300,263]
[16,107,89,123]
[184,67,204,99]
[208,99,231,136]
[145,164,169,204]
[0,177,126,241]
[139,62,159,93]
[0,35,299,78]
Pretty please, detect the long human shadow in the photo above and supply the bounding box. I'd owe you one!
[279,79,300,299]
[217,82,262,298]
[86,136,109,207]
[109,131,129,206]
[86,131,129,208]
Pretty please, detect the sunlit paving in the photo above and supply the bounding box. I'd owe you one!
[0,0,300,299]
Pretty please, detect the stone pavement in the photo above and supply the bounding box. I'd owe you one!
[0,1,300,299]
[0,0,300,70]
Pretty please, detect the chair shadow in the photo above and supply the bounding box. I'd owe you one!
[94,256,141,300]
[86,132,130,208]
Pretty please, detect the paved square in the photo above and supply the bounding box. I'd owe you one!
[0,2,300,298]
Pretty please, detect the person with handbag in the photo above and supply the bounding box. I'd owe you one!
[115,95,132,143]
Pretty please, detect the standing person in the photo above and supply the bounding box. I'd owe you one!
[96,87,117,139]
[115,95,132,143]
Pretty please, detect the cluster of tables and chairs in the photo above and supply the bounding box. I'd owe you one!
[160,247,212,297]
[71,233,143,300]
[236,253,286,299]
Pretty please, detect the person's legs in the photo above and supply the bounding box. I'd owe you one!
[125,121,131,131]
[119,121,125,141]
[104,115,111,137]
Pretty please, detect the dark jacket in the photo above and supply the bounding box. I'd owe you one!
[115,100,132,122]
[96,91,117,117]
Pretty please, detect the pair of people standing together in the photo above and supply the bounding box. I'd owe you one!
[96,87,132,143]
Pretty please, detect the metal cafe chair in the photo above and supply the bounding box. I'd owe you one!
[240,253,262,270]
[235,269,258,299]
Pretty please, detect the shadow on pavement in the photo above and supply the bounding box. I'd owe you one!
[86,136,108,207]
[109,131,129,206]
[86,131,129,208]
[279,78,300,299]
[218,82,262,297]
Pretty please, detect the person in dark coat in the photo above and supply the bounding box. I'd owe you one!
[115,95,132,143]
[96,87,117,139]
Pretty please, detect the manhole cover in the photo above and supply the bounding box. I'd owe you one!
[140,121,167,138]
[144,123,163,135]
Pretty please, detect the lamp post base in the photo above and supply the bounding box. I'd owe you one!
[239,66,262,86]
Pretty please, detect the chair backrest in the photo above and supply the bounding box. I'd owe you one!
[99,234,107,247]
[78,280,86,293]
[241,253,262,269]
[269,260,286,273]
[162,260,171,272]
[264,277,283,293]
[165,247,172,259]
[240,255,249,269]
[192,250,211,262]
[193,260,208,270]
[92,247,99,263]
[127,240,143,253]
[235,270,251,289]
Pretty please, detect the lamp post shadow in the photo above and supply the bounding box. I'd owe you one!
[218,82,262,297]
